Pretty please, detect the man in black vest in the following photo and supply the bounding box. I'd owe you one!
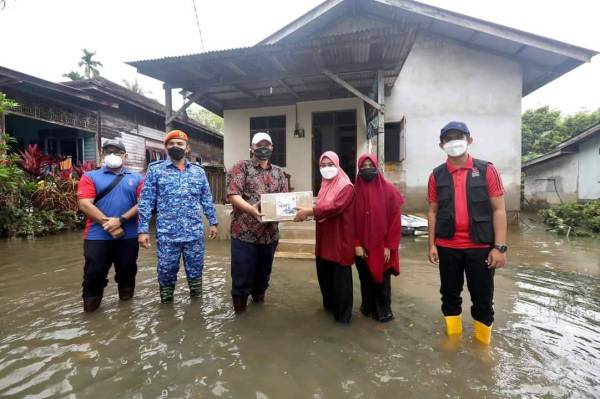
[427,121,507,345]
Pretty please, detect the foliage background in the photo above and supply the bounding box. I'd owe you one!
[521,106,600,161]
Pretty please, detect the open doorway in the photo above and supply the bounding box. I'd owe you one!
[312,110,357,193]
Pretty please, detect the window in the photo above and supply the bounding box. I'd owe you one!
[384,117,406,163]
[250,115,286,167]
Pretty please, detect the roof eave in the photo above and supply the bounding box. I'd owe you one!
[258,0,346,45]
[0,66,118,109]
[376,0,597,62]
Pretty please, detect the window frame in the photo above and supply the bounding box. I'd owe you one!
[384,117,406,163]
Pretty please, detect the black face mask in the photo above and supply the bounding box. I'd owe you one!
[168,146,186,161]
[254,147,273,160]
[359,167,378,182]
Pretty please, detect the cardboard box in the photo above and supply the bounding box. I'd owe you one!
[260,191,314,222]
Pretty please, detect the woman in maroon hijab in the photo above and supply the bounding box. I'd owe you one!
[354,153,404,322]
[295,151,355,323]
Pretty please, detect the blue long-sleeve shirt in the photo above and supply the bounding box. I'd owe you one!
[138,159,218,242]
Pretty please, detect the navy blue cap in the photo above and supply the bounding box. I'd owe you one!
[440,121,470,139]
[102,139,126,152]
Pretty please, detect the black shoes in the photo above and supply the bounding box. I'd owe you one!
[118,286,134,301]
[232,295,248,313]
[83,296,102,312]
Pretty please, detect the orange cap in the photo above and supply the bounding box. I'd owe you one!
[164,130,189,144]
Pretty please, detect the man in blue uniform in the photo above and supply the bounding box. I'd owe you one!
[138,130,218,303]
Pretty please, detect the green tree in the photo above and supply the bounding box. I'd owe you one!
[122,78,148,95]
[187,105,223,132]
[521,106,562,160]
[521,106,600,161]
[78,48,103,79]
[557,109,600,138]
[62,71,85,81]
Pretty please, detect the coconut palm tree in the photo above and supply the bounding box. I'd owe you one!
[122,79,148,95]
[78,49,103,79]
[62,71,85,81]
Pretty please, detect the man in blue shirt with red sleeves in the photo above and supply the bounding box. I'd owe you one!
[78,140,144,312]
[138,130,218,303]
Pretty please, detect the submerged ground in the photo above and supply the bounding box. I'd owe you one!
[0,224,599,398]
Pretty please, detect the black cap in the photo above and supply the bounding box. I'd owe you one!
[440,121,470,139]
[102,139,126,152]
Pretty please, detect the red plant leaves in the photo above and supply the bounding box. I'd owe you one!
[73,160,97,178]
[18,144,49,178]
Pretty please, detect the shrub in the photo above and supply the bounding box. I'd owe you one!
[17,144,49,179]
[73,160,98,178]
[31,178,79,212]
[539,200,600,236]
[0,135,85,238]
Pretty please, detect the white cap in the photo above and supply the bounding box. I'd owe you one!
[251,132,272,146]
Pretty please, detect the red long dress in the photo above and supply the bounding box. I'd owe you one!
[314,185,355,266]
[354,154,404,283]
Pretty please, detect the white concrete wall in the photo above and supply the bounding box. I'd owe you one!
[385,35,523,211]
[224,98,367,193]
[577,134,600,200]
[223,34,523,211]
[523,155,579,207]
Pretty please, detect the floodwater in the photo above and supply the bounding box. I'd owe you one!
[0,225,599,398]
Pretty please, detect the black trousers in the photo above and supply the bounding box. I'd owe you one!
[437,246,495,326]
[316,257,353,323]
[230,238,278,298]
[355,257,393,321]
[82,238,139,298]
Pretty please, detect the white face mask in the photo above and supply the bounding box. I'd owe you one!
[320,166,338,180]
[104,154,123,169]
[442,139,468,157]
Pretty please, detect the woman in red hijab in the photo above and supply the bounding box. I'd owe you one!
[354,153,404,322]
[295,151,355,323]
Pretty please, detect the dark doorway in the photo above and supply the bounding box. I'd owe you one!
[312,110,357,193]
[40,128,83,163]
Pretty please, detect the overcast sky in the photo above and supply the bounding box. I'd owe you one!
[0,0,598,114]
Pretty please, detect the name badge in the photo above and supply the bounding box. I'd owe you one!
[472,168,480,178]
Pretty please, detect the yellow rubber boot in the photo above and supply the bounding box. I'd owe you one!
[444,315,462,336]
[473,320,492,345]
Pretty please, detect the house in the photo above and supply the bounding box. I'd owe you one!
[0,65,112,166]
[128,0,597,219]
[522,123,600,208]
[64,77,224,169]
[0,66,226,201]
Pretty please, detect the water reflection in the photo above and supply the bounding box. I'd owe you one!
[0,226,598,398]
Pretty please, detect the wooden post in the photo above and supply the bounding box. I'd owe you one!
[96,111,102,163]
[376,70,385,172]
[164,84,173,132]
[322,69,383,112]
[166,90,203,126]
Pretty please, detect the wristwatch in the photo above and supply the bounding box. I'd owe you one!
[119,215,127,225]
[494,244,508,253]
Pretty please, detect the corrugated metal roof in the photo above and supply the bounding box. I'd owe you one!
[129,0,598,114]
[129,26,412,114]
[257,0,598,96]
[129,27,407,66]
